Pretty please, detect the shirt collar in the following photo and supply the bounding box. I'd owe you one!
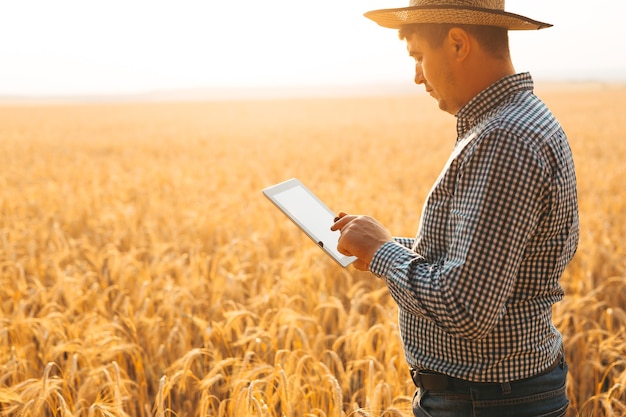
[455,72,534,137]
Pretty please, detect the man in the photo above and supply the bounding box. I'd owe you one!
[331,1,579,416]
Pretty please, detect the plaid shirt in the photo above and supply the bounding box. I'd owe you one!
[370,73,579,383]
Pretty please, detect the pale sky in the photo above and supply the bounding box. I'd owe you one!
[1,0,624,96]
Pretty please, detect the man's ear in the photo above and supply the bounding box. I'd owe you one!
[446,27,471,61]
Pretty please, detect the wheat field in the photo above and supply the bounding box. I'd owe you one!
[0,84,624,416]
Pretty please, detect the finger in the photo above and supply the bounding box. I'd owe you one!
[333,211,348,223]
[330,212,354,231]
[352,259,370,271]
[337,246,354,257]
[336,232,353,256]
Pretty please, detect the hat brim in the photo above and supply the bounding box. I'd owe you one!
[364,5,552,30]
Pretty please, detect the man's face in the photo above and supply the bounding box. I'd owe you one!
[406,32,460,115]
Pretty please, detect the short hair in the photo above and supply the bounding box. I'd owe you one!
[398,24,510,59]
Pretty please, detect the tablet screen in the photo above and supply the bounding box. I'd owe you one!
[263,178,356,267]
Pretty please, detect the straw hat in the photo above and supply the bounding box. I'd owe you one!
[364,0,552,30]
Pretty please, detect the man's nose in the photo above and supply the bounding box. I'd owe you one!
[414,64,426,85]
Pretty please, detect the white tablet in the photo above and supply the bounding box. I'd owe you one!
[263,178,356,267]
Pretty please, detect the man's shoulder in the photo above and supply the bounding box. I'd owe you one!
[488,91,562,142]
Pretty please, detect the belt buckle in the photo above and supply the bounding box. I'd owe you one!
[411,369,451,391]
[421,371,452,391]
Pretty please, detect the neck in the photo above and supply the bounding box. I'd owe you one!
[456,56,516,112]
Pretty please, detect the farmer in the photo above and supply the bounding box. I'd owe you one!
[331,1,579,415]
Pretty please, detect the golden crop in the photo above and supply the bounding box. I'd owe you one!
[0,84,624,416]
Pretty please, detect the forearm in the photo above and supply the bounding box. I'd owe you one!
[370,241,497,340]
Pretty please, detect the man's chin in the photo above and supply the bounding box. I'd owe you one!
[435,99,447,112]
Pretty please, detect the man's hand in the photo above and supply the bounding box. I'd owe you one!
[331,212,393,271]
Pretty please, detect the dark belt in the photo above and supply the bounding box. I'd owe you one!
[410,352,564,392]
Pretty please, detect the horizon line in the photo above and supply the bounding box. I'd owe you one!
[1,79,625,104]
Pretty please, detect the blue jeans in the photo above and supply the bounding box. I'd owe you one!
[412,360,569,417]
